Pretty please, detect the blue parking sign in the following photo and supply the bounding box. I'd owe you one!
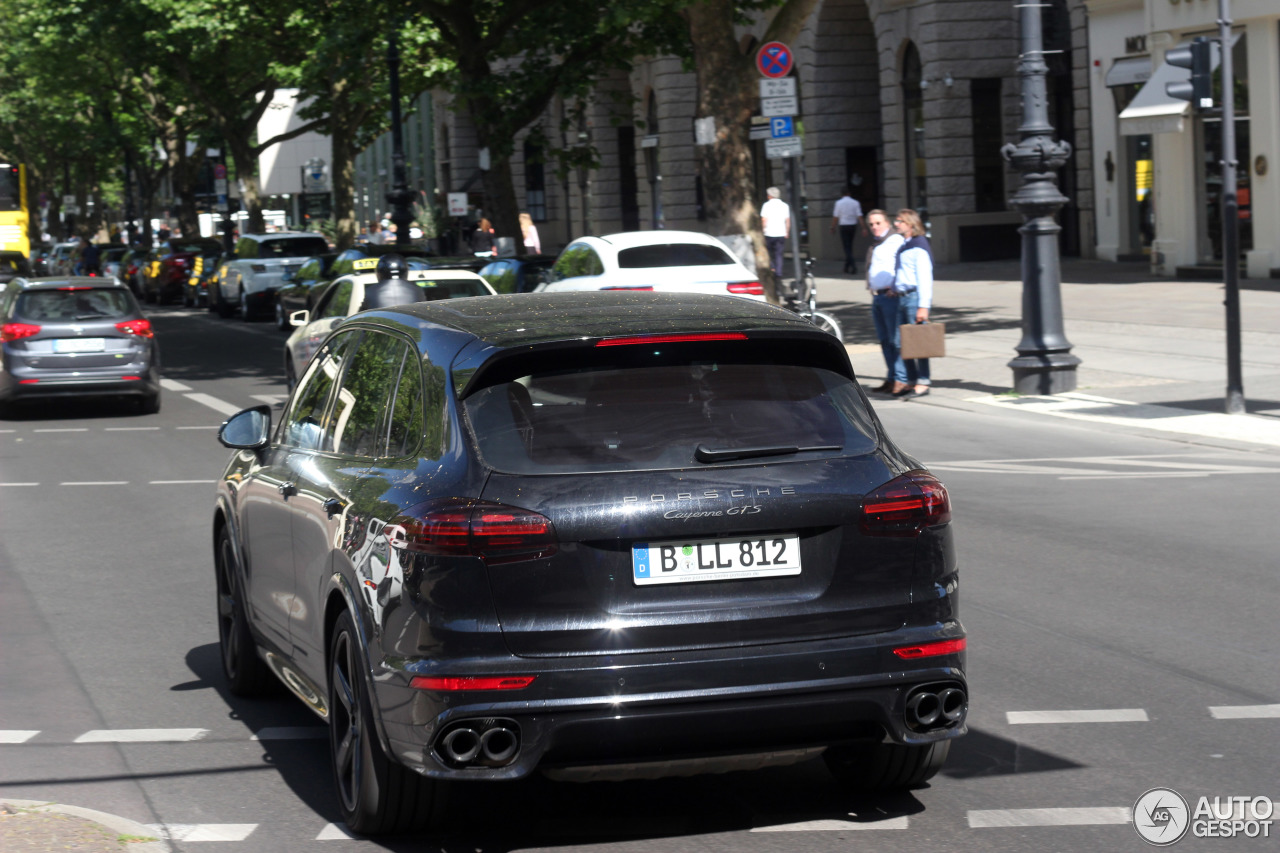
[770,117,793,138]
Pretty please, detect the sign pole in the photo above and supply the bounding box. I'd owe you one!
[788,156,802,290]
[1220,0,1244,414]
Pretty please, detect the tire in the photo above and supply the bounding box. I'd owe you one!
[183,287,194,308]
[808,310,844,341]
[329,611,441,835]
[216,287,234,319]
[285,356,298,393]
[240,290,253,322]
[139,392,161,415]
[824,739,951,792]
[275,299,291,332]
[215,526,272,696]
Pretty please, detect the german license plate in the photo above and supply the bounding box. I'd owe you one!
[53,338,105,353]
[633,534,801,585]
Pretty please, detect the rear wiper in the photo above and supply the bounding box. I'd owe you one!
[694,443,842,463]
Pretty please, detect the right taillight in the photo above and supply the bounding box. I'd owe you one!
[389,499,557,565]
[727,281,763,295]
[1,322,41,342]
[861,471,951,537]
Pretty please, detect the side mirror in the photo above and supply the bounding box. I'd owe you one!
[289,309,309,327]
[219,405,272,450]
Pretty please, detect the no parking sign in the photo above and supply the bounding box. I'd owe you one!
[756,41,794,79]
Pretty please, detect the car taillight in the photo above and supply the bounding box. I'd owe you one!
[127,264,137,276]
[861,471,951,537]
[893,638,966,659]
[409,676,536,691]
[1,322,41,342]
[727,281,763,295]
[390,499,557,565]
[596,332,748,347]
[115,319,154,338]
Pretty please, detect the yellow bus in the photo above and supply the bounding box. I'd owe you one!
[0,163,30,257]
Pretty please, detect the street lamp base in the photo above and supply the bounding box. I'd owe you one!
[1009,353,1082,396]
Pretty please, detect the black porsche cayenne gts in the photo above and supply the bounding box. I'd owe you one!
[214,291,966,835]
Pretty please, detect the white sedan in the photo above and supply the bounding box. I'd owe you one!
[539,230,764,301]
[283,268,495,388]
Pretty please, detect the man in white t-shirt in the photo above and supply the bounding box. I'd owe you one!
[830,187,865,274]
[760,186,790,278]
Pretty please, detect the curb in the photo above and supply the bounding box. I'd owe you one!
[0,798,171,852]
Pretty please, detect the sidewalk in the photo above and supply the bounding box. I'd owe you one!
[813,257,1280,451]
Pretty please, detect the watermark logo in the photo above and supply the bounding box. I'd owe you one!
[1134,788,1190,846]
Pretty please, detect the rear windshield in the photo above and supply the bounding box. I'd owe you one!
[617,243,736,269]
[463,347,877,474]
[259,237,329,258]
[418,278,489,299]
[16,288,134,321]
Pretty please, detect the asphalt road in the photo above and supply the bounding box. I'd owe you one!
[1,304,1276,852]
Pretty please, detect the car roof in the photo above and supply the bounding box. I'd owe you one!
[587,230,732,251]
[241,231,325,241]
[15,276,133,291]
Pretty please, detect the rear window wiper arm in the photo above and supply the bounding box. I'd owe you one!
[694,443,842,463]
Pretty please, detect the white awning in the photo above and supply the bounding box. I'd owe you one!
[1106,57,1152,88]
[1118,34,1237,136]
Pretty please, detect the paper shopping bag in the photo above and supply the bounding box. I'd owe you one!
[899,322,946,359]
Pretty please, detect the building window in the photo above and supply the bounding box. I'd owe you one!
[524,139,547,221]
[971,78,1004,212]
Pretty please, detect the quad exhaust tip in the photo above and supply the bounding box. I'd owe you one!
[437,719,520,767]
[905,683,967,732]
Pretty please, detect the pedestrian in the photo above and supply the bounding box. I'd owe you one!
[760,186,790,279]
[519,212,541,255]
[830,186,865,274]
[471,218,495,257]
[80,238,101,276]
[891,208,934,397]
[865,209,906,394]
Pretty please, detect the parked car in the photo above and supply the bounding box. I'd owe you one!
[46,241,78,276]
[118,247,149,296]
[327,243,435,281]
[478,254,555,294]
[540,231,764,301]
[100,246,129,286]
[139,238,223,305]
[214,291,965,836]
[0,251,31,284]
[213,232,330,321]
[273,251,339,330]
[0,276,160,414]
[29,242,54,276]
[182,249,229,308]
[282,267,495,389]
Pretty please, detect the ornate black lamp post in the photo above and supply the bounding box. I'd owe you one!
[386,29,415,247]
[1001,0,1080,394]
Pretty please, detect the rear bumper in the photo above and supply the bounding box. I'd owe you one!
[373,623,967,781]
[0,361,160,403]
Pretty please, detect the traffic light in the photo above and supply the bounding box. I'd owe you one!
[1166,37,1213,111]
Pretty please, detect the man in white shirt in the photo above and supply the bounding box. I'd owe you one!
[830,188,865,274]
[865,209,907,394]
[759,186,790,278]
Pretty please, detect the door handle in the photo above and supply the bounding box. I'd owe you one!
[323,498,346,519]
[277,481,297,497]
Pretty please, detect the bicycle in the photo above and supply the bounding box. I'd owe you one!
[782,255,843,340]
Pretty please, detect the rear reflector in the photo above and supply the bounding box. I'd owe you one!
[727,281,764,295]
[121,375,141,381]
[596,332,749,347]
[2,322,42,342]
[115,319,154,338]
[410,675,536,691]
[18,379,39,384]
[390,499,557,565]
[861,471,952,537]
[893,638,967,659]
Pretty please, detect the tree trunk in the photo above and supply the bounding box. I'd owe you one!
[226,135,265,234]
[472,105,521,247]
[329,85,360,251]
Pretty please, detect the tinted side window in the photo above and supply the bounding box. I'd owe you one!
[386,350,424,458]
[282,332,359,450]
[480,261,516,294]
[327,331,408,457]
[235,238,258,259]
[552,245,590,279]
[317,279,354,319]
[585,249,605,276]
[297,259,317,280]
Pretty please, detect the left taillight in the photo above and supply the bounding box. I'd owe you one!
[1,322,41,342]
[727,281,764,295]
[389,499,557,565]
[115,318,154,338]
[861,471,952,537]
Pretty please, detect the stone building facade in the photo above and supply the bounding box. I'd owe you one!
[431,0,1094,266]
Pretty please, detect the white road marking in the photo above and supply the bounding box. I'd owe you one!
[33,428,88,433]
[251,394,288,406]
[316,823,359,840]
[1007,709,1149,724]
[0,429,14,433]
[176,425,220,430]
[251,726,327,740]
[0,731,40,743]
[0,483,39,487]
[930,453,1280,480]
[183,393,242,417]
[147,824,257,842]
[58,481,129,486]
[968,807,1131,828]
[1210,704,1280,719]
[74,728,208,743]
[104,426,161,431]
[160,379,193,392]
[752,816,910,831]
[148,479,216,485]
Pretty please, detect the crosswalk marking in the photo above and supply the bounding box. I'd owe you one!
[0,730,40,743]
[160,379,193,392]
[250,394,288,406]
[147,824,257,841]
[183,392,242,417]
[1210,704,1280,719]
[1007,709,1149,724]
[968,807,1131,828]
[74,728,209,743]
[752,815,910,831]
[251,727,327,741]
[316,823,358,840]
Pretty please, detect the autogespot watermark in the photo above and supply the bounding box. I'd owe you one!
[1134,787,1275,845]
